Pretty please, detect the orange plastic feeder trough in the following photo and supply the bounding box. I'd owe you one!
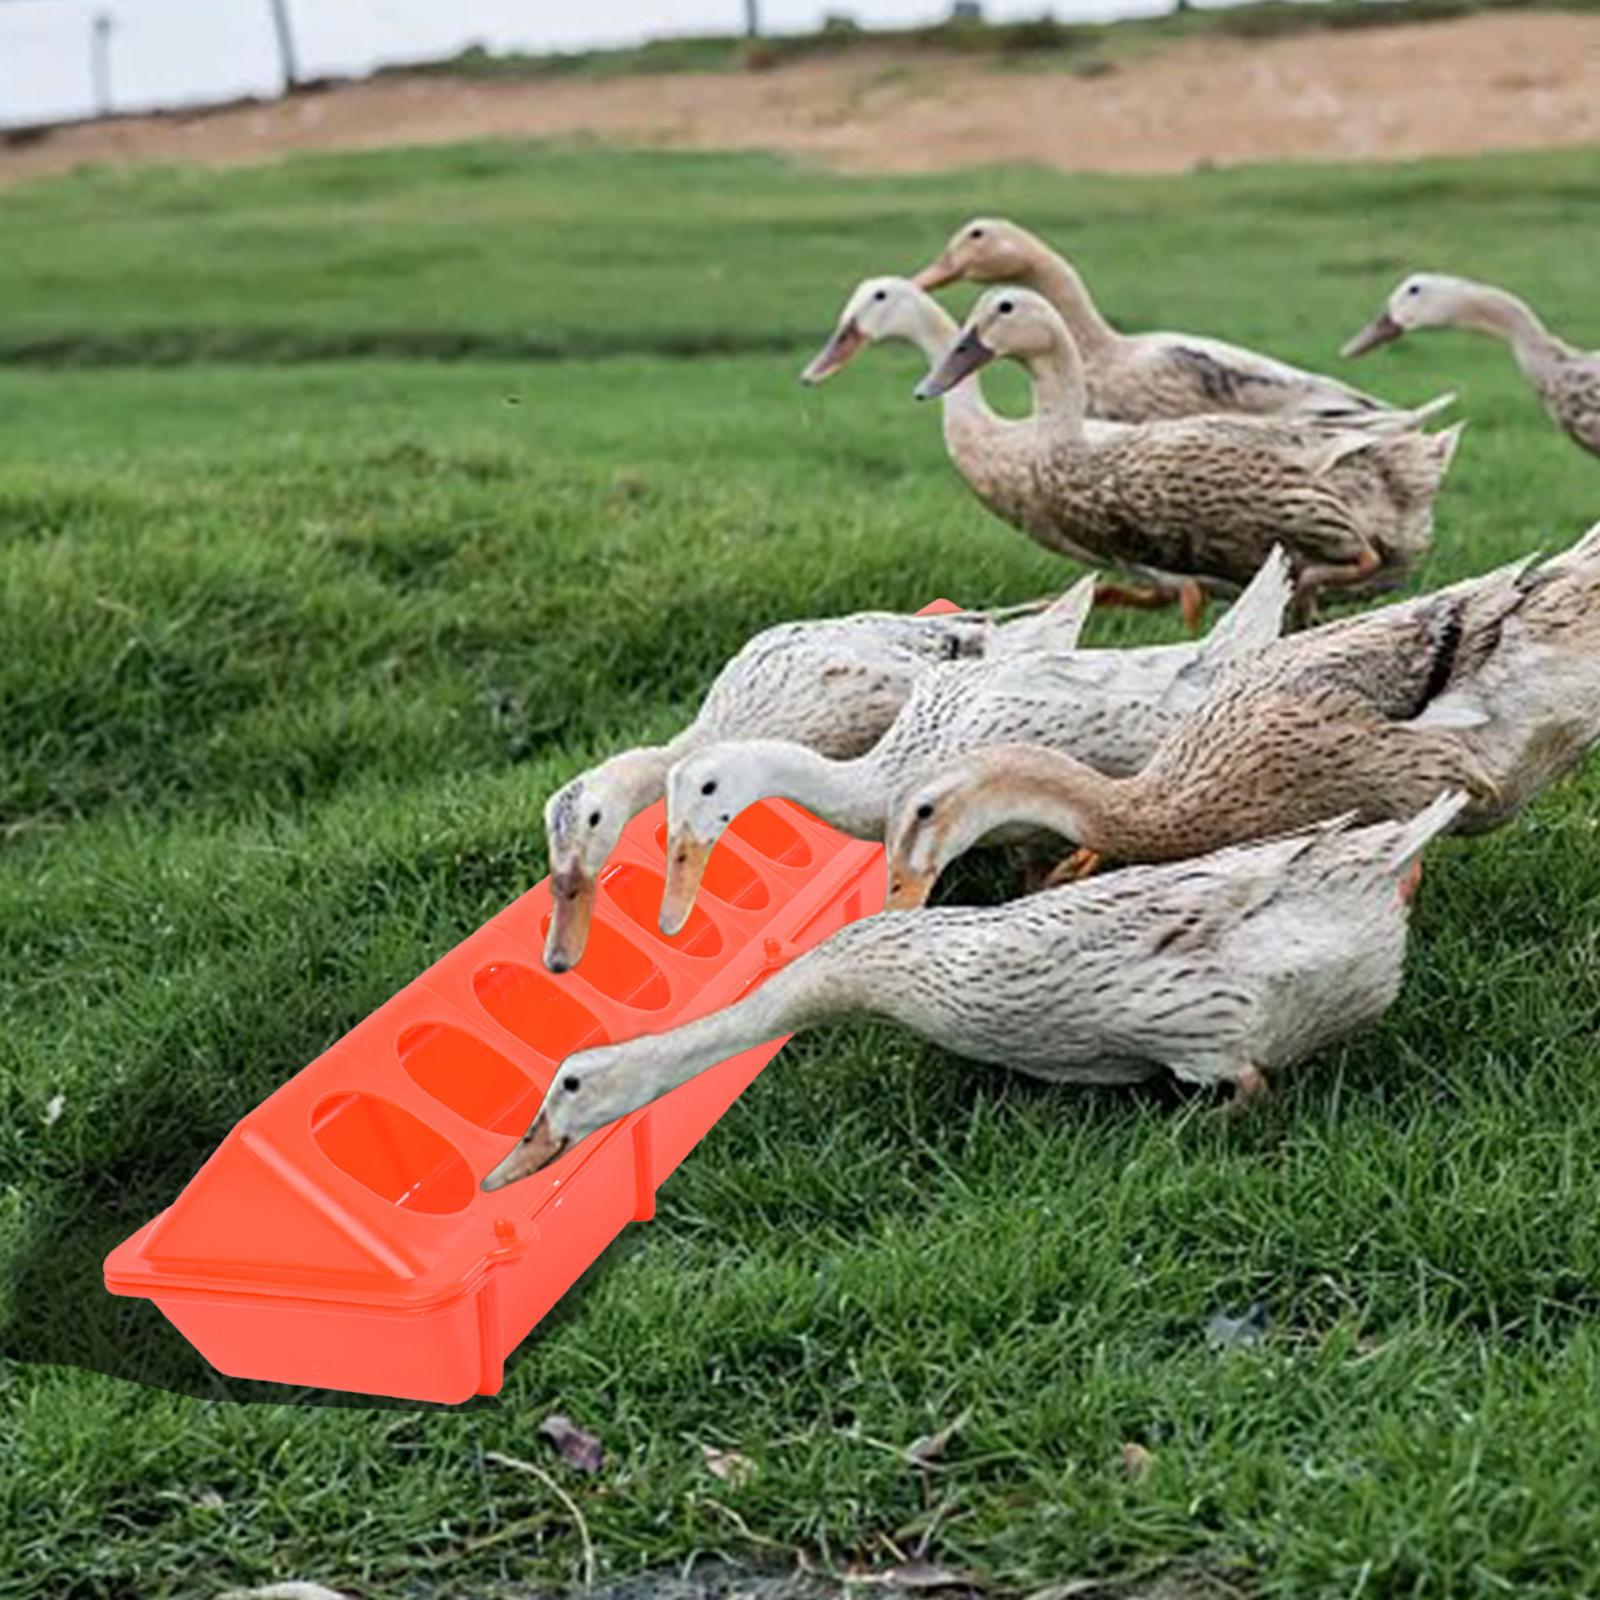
[103,603,959,1403]
[103,799,884,1402]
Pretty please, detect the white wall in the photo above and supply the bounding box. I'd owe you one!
[0,0,1181,128]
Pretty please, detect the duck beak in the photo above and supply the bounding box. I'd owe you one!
[481,1110,567,1191]
[884,865,937,912]
[544,867,595,974]
[1341,311,1404,359]
[660,830,713,936]
[912,255,958,292]
[801,320,867,384]
[915,330,995,400]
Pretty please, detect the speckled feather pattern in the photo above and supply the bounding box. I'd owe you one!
[1103,527,1600,858]
[984,412,1457,593]
[1085,332,1389,425]
[690,611,1017,759]
[852,585,1286,820]
[1537,349,1600,457]
[556,803,1462,1114]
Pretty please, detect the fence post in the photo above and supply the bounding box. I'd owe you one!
[265,0,298,89]
[91,10,113,116]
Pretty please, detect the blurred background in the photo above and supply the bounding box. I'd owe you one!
[3,0,1198,128]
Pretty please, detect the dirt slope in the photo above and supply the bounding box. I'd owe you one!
[3,11,1599,187]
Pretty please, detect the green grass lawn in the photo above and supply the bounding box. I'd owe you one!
[3,138,1600,1600]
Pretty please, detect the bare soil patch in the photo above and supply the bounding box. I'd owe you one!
[2,11,1599,188]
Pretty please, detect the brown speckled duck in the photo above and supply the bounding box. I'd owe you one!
[656,550,1293,936]
[1344,273,1600,459]
[482,793,1465,1188]
[883,524,1600,906]
[916,287,1463,616]
[915,216,1413,425]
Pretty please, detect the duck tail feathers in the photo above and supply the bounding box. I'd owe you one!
[1200,546,1293,662]
[1388,789,1470,875]
[1549,517,1600,573]
[1408,391,1458,427]
[1432,419,1467,476]
[986,573,1097,654]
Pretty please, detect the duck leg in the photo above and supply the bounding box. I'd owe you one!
[1397,858,1424,906]
[1294,547,1383,614]
[1222,1063,1269,1119]
[1093,580,1176,610]
[1093,579,1208,633]
[1042,847,1103,889]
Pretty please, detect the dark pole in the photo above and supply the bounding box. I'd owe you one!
[91,11,113,117]
[265,0,299,89]
[743,0,760,38]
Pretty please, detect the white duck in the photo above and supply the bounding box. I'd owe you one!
[1344,272,1600,459]
[482,792,1466,1189]
[541,587,1093,970]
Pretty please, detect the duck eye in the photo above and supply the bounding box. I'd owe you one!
[873,289,887,301]
[563,1075,581,1094]
[970,228,984,239]
[700,779,718,797]
[916,801,935,822]
[998,300,1014,315]
[1408,284,1421,296]
[587,810,602,829]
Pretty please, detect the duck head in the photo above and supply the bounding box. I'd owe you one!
[543,770,631,973]
[659,743,766,936]
[913,216,1037,292]
[801,275,933,383]
[1343,272,1469,356]
[480,1040,637,1191]
[916,287,1061,400]
[884,744,1101,909]
[882,755,1015,910]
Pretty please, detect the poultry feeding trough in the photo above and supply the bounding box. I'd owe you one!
[104,797,886,1402]
[103,604,961,1403]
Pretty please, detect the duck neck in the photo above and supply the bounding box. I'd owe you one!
[1454,284,1568,380]
[596,743,680,816]
[742,741,888,840]
[566,932,860,1117]
[953,745,1196,864]
[970,747,1159,860]
[901,295,994,420]
[1020,330,1090,440]
[1017,243,1119,358]
[895,294,1009,475]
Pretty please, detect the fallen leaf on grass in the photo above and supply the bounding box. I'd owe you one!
[907,1406,973,1470]
[539,1413,603,1474]
[1205,1302,1269,1353]
[847,1558,985,1591]
[218,1585,351,1600]
[43,1093,65,1127]
[701,1443,755,1487]
[1121,1442,1154,1482]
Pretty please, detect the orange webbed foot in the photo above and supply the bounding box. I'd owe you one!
[1043,847,1103,889]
